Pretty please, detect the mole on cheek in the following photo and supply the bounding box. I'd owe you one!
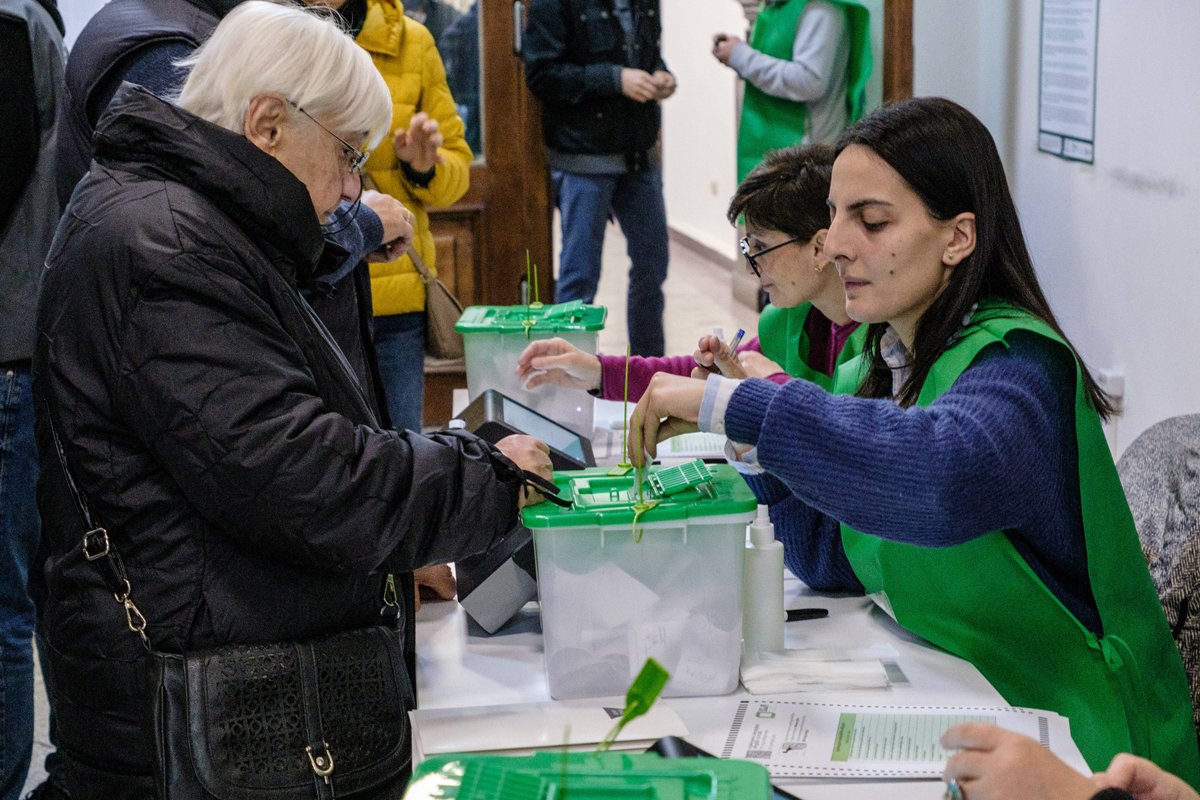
[889,270,895,275]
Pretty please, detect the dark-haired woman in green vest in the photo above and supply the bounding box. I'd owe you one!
[515,143,865,401]
[713,0,873,181]
[628,97,1200,786]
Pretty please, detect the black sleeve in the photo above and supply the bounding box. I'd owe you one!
[523,0,622,105]
[1091,790,1135,800]
[0,14,39,229]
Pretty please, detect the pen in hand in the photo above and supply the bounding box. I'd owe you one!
[726,328,745,354]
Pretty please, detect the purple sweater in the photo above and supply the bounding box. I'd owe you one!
[724,331,1102,635]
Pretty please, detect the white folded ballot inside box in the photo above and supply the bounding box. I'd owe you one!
[409,700,688,764]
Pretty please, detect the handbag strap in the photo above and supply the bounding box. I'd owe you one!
[45,407,152,650]
[407,245,437,284]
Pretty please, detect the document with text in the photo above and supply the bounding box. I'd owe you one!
[720,700,1085,779]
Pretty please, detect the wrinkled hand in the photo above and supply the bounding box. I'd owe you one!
[1093,753,1200,800]
[712,34,742,66]
[735,350,784,380]
[692,334,744,379]
[361,190,415,262]
[495,434,552,508]
[626,373,706,466]
[652,70,676,100]
[393,112,445,174]
[515,337,602,392]
[412,564,456,612]
[940,724,1096,800]
[620,68,659,103]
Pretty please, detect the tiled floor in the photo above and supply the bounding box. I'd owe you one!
[21,219,752,795]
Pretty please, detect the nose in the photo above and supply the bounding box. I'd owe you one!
[823,212,850,272]
[343,170,362,202]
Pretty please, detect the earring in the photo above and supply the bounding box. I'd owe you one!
[813,262,826,273]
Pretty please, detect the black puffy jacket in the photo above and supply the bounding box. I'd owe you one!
[523,0,667,169]
[33,86,523,795]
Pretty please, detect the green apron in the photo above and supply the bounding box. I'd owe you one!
[757,302,866,390]
[835,304,1200,781]
[737,0,873,182]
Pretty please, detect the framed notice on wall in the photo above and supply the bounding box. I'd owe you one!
[1038,0,1099,163]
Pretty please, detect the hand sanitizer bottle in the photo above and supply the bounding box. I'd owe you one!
[742,504,785,657]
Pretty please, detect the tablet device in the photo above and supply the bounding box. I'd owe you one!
[457,389,595,470]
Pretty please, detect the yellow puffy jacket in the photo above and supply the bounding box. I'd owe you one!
[357,0,472,317]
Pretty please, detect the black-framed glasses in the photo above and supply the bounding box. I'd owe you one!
[738,235,800,278]
[288,100,370,175]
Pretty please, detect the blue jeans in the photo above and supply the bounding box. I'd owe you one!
[373,312,426,432]
[554,168,669,357]
[0,366,38,799]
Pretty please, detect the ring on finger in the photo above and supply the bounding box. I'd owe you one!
[943,778,964,800]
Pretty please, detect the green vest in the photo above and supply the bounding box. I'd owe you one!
[757,302,866,390]
[835,304,1200,781]
[737,0,873,182]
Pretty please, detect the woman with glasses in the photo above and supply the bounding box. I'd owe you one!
[33,4,551,795]
[626,97,1199,782]
[515,143,866,402]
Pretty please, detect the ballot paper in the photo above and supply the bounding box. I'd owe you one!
[410,700,688,764]
[719,700,1085,779]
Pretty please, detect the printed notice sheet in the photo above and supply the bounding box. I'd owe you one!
[720,700,1081,778]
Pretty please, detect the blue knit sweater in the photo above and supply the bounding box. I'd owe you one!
[723,331,1103,635]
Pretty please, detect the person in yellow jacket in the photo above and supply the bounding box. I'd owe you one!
[356,0,472,431]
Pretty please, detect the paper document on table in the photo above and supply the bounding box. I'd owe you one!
[719,700,1083,778]
[411,700,688,764]
[661,432,727,460]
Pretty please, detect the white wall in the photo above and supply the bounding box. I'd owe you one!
[913,0,1200,454]
[58,0,104,48]
[660,0,746,259]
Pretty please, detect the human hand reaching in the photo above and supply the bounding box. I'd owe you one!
[393,112,445,174]
[515,337,603,392]
[626,373,707,466]
[495,434,552,508]
[360,190,415,262]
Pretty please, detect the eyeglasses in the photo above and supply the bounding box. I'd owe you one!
[738,235,800,278]
[288,100,370,175]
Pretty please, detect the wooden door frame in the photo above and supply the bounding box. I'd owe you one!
[883,0,914,102]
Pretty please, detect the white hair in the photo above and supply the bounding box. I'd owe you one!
[175,1,391,149]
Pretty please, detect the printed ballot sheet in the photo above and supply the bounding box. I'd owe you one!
[720,700,1081,779]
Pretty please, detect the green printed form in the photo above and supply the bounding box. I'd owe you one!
[830,714,996,762]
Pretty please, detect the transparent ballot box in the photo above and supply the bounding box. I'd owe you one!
[522,463,756,700]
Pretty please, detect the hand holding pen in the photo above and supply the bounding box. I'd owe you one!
[692,328,748,379]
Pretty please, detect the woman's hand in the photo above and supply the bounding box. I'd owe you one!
[1093,753,1200,800]
[940,724,1096,800]
[360,190,415,262]
[736,350,784,379]
[693,334,745,379]
[495,434,552,508]
[393,112,445,174]
[626,373,706,466]
[412,564,456,612]
[515,338,603,392]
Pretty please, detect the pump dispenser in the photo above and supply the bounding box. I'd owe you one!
[742,504,785,657]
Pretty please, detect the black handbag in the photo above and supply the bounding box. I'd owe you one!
[48,416,414,799]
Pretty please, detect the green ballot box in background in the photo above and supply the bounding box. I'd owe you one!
[522,464,757,701]
[403,751,773,800]
[455,301,607,437]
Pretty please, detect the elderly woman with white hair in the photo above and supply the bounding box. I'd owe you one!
[32,3,551,797]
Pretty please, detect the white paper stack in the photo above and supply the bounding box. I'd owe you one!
[410,700,689,764]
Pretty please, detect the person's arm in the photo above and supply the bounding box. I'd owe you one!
[0,13,38,229]
[523,0,624,104]
[727,2,847,103]
[940,724,1101,800]
[720,335,1074,547]
[598,353,707,401]
[114,252,528,574]
[88,40,195,125]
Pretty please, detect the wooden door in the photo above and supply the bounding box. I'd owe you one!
[416,0,553,425]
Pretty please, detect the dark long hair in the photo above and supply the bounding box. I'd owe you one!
[836,97,1113,418]
[727,143,836,240]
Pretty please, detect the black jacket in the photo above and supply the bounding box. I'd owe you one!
[523,0,667,168]
[34,86,523,795]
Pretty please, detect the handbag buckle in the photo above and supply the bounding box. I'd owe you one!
[82,528,110,561]
[305,742,335,784]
